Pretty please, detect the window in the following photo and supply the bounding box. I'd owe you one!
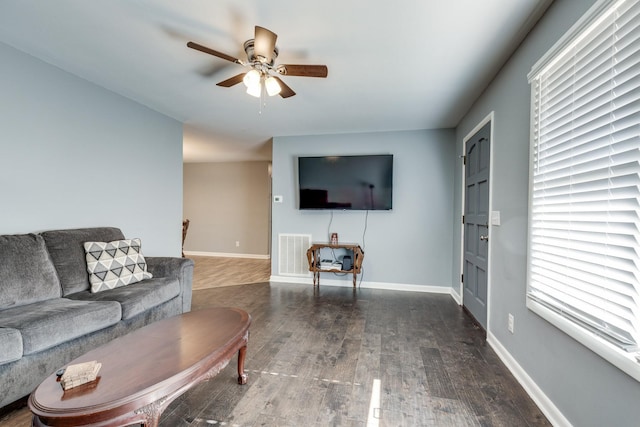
[527,0,640,380]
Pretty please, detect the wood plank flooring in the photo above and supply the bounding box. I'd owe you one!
[0,262,550,426]
[190,256,271,290]
[160,283,550,427]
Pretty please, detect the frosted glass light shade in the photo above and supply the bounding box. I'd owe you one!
[265,76,281,96]
[243,70,260,88]
[246,82,262,98]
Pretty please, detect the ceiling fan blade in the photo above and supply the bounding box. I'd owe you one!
[276,64,328,78]
[187,41,240,64]
[272,76,296,98]
[254,26,277,63]
[216,73,246,87]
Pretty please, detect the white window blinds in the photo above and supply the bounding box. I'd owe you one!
[527,0,640,378]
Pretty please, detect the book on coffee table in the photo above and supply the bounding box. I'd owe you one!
[60,361,101,390]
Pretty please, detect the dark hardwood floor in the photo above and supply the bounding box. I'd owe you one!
[1,274,550,426]
[159,282,550,427]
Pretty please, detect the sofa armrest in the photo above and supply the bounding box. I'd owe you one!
[145,257,194,313]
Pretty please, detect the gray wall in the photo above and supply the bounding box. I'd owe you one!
[271,129,455,287]
[0,42,183,256]
[453,0,640,425]
[183,161,271,256]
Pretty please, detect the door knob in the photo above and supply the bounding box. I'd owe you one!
[480,235,489,241]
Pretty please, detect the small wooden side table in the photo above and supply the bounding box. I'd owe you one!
[306,242,364,287]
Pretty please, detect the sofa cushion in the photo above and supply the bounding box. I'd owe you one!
[66,277,180,320]
[84,238,152,293]
[0,328,23,365]
[0,298,121,355]
[41,227,125,296]
[0,234,61,310]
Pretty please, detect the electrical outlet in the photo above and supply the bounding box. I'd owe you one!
[508,313,515,334]
[235,241,240,247]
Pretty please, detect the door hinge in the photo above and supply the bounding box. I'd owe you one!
[461,274,464,283]
[459,155,467,165]
[462,215,465,224]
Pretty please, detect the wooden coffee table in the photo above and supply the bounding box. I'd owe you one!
[28,307,251,427]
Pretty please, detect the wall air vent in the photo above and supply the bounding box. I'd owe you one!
[278,234,312,277]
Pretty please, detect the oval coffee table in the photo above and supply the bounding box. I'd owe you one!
[29,307,251,427]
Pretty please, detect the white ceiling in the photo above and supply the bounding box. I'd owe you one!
[0,1,552,162]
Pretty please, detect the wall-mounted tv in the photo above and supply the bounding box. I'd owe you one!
[298,154,393,210]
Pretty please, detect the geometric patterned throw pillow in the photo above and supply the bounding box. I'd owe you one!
[83,238,152,293]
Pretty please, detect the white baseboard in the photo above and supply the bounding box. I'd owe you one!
[487,331,571,427]
[269,275,314,285]
[184,251,270,260]
[450,288,462,305]
[269,275,453,294]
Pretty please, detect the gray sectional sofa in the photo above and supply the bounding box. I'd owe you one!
[0,227,194,408]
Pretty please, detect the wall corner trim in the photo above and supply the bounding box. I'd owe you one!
[487,332,573,427]
[450,288,462,305]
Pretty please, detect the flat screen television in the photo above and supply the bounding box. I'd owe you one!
[298,154,393,210]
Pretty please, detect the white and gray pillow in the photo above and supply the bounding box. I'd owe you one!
[84,238,152,293]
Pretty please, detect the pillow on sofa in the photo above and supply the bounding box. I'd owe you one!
[84,238,152,293]
[42,227,125,295]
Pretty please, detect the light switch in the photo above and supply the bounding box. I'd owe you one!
[273,195,283,203]
[491,211,501,226]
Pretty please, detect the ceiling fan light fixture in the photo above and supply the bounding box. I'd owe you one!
[242,69,261,88]
[187,25,328,102]
[246,81,262,98]
[265,76,281,96]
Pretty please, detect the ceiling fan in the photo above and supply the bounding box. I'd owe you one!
[187,26,328,99]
